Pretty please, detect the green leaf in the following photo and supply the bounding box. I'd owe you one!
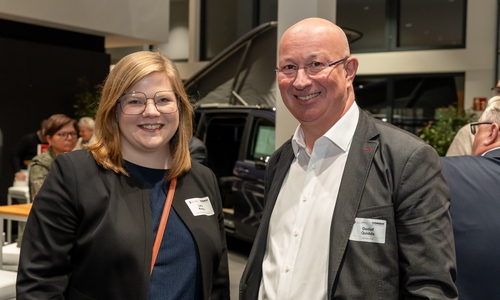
[419,105,477,156]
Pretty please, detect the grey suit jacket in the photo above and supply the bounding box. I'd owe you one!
[17,149,230,300]
[240,109,458,300]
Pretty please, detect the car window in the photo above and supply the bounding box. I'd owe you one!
[247,117,275,161]
[204,115,246,177]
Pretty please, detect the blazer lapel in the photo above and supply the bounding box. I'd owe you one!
[241,141,295,297]
[265,142,295,208]
[327,110,379,298]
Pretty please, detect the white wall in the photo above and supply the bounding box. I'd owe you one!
[274,0,498,147]
[0,0,170,43]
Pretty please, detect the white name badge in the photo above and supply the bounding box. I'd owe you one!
[185,197,215,216]
[349,218,386,244]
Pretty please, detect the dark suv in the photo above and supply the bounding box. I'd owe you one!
[193,106,275,242]
[185,22,278,242]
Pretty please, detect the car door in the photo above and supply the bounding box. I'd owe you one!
[231,110,275,242]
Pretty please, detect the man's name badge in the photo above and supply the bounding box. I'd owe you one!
[349,218,386,244]
[185,197,215,216]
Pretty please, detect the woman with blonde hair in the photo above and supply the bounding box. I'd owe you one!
[17,51,230,300]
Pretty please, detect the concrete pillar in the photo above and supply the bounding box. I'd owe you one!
[275,0,337,147]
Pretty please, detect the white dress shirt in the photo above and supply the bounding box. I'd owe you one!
[258,104,359,300]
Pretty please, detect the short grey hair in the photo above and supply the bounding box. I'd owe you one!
[488,95,500,107]
[480,100,500,124]
[78,117,95,130]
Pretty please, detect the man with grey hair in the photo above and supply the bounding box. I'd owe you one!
[73,116,95,150]
[446,91,500,156]
[440,99,500,299]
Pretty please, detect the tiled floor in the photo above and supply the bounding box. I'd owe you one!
[228,251,247,299]
[227,236,252,300]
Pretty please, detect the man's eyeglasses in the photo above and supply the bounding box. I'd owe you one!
[117,90,179,115]
[470,122,493,135]
[56,132,78,140]
[275,57,349,77]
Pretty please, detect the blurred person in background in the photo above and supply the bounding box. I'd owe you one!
[29,114,77,201]
[17,51,229,300]
[15,114,77,247]
[73,116,95,150]
[446,83,500,156]
[441,100,500,299]
[189,136,208,166]
[11,119,47,182]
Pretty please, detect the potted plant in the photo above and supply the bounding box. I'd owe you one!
[74,76,101,119]
[419,105,476,156]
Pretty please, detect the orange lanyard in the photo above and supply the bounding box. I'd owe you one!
[150,177,177,275]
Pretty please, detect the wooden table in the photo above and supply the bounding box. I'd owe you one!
[0,204,32,268]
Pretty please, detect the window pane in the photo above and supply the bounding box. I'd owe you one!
[202,0,238,60]
[337,0,387,51]
[399,0,465,48]
[201,0,277,60]
[204,116,246,176]
[354,77,388,117]
[355,74,464,134]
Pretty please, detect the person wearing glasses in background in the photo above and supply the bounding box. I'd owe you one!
[15,114,77,248]
[446,81,500,156]
[17,51,230,299]
[440,100,500,299]
[28,113,78,201]
[240,18,458,299]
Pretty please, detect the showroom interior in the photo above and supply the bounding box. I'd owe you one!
[0,0,498,198]
[0,0,499,298]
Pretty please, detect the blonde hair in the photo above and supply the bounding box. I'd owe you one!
[87,51,193,179]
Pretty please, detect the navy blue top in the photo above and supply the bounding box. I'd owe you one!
[126,161,202,300]
[440,149,500,300]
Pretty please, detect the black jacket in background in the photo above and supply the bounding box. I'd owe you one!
[11,131,45,172]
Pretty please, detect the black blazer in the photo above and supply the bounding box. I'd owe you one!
[240,109,458,300]
[17,150,230,300]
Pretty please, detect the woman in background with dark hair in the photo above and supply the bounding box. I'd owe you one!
[17,51,230,300]
[28,113,77,201]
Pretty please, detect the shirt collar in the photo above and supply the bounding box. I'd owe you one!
[291,103,360,157]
